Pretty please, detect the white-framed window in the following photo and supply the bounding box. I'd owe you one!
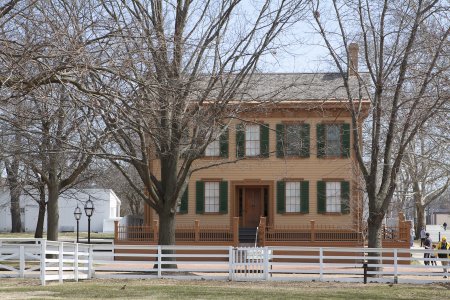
[326,181,341,212]
[205,140,220,156]
[204,182,220,213]
[245,125,260,156]
[285,182,301,212]
[325,124,341,156]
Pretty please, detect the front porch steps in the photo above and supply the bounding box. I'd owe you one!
[239,227,258,244]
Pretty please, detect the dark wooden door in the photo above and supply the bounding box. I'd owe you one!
[243,188,262,228]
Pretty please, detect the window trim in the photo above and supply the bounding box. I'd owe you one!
[285,181,302,213]
[324,124,343,158]
[204,181,220,213]
[245,124,261,157]
[317,123,350,159]
[317,180,350,214]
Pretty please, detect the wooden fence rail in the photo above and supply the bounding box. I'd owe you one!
[2,239,449,285]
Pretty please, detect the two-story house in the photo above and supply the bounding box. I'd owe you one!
[115,46,410,248]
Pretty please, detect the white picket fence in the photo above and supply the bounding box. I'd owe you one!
[1,239,450,285]
[0,238,93,285]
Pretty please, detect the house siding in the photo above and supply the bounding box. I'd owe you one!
[147,110,363,230]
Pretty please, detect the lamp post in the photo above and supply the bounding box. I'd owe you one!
[84,196,94,244]
[74,206,82,243]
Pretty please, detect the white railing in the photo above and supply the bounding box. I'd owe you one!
[0,238,94,285]
[1,239,450,285]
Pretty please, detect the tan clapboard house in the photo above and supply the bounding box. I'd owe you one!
[115,47,411,248]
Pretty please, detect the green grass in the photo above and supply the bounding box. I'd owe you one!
[0,278,448,300]
[0,232,114,240]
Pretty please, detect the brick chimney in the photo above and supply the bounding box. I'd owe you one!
[348,43,359,76]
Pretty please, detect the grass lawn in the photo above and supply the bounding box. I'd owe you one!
[0,278,449,299]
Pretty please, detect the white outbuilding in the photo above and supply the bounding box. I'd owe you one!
[0,188,122,233]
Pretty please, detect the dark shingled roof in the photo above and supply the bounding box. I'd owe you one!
[234,73,370,101]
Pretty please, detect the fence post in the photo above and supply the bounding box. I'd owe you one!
[233,217,239,247]
[19,246,25,278]
[363,261,367,284]
[259,217,266,246]
[157,245,162,278]
[153,220,159,243]
[263,247,269,280]
[310,220,316,242]
[74,243,79,282]
[40,240,46,286]
[228,246,234,281]
[394,248,398,284]
[88,245,94,278]
[58,243,63,283]
[114,221,119,241]
[194,220,200,242]
[319,247,323,281]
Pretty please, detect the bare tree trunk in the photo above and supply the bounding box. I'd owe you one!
[157,156,179,268]
[47,184,59,241]
[5,160,22,232]
[34,185,46,238]
[367,201,384,276]
[415,201,425,236]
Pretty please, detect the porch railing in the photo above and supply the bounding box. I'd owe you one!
[115,216,410,247]
[115,219,237,244]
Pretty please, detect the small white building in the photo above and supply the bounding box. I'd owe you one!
[0,188,122,233]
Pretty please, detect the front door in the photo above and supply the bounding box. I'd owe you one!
[243,188,263,228]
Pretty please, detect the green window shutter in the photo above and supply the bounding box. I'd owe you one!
[342,123,350,158]
[195,181,204,214]
[300,181,309,213]
[341,181,350,214]
[317,124,325,158]
[179,186,188,214]
[236,124,245,158]
[219,127,229,158]
[260,124,269,157]
[277,181,285,214]
[301,124,310,158]
[276,124,285,158]
[219,181,228,213]
[317,181,326,213]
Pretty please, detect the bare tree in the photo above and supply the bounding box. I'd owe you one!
[403,121,450,235]
[83,0,309,251]
[311,0,450,260]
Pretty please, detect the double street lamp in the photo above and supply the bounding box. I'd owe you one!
[73,196,95,244]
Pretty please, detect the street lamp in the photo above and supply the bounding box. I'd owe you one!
[84,196,94,244]
[73,205,82,243]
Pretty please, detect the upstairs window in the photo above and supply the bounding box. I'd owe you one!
[204,127,229,158]
[317,123,350,158]
[236,123,269,158]
[245,125,260,156]
[205,140,220,156]
[276,123,310,157]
